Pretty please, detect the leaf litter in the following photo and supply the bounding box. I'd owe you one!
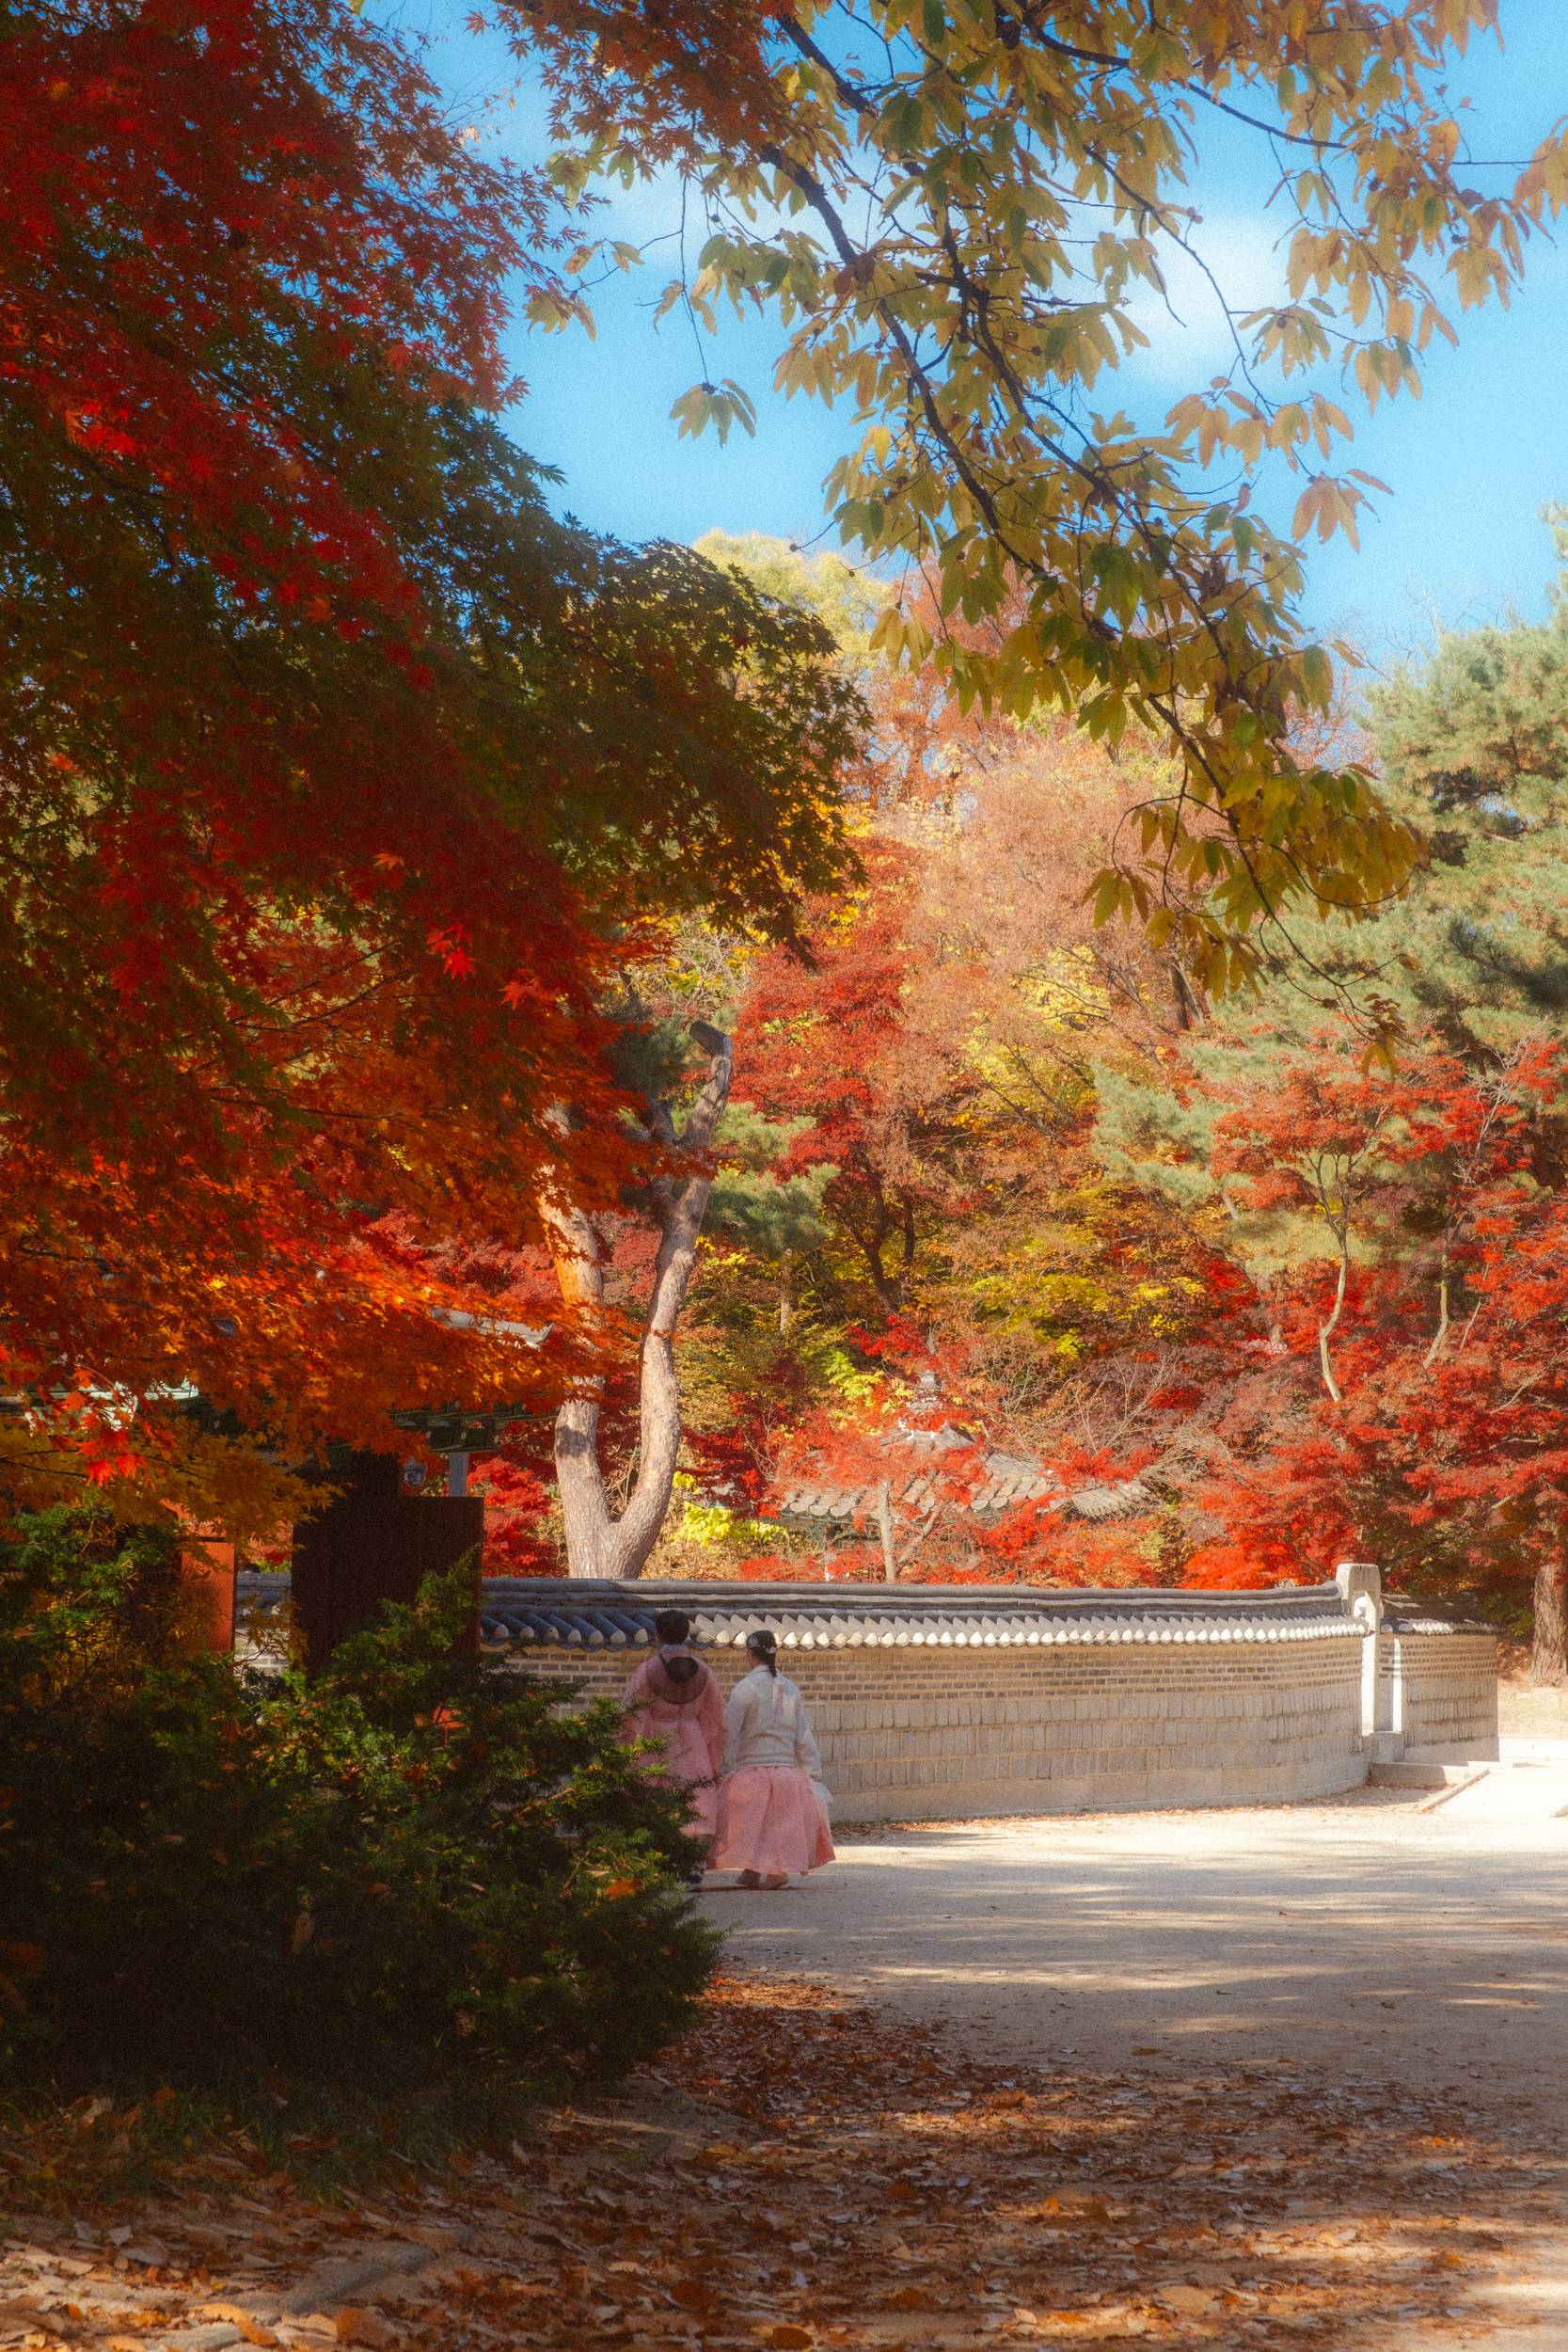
[1,1972,1561,2350]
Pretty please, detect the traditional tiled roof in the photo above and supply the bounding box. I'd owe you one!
[1061,1478,1154,1522]
[1382,1602,1495,1635]
[238,1569,290,1613]
[771,1423,1150,1530]
[468,1575,1368,1649]
[234,1571,1494,1651]
[776,1448,1055,1524]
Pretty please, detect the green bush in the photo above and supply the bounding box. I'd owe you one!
[0,1508,716,2092]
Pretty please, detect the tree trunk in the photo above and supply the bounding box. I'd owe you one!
[875,1478,896,1581]
[1422,1269,1451,1369]
[1169,956,1202,1032]
[541,1023,733,1581]
[1318,1245,1348,1405]
[1531,1550,1568,1686]
[848,1192,902,1312]
[847,1192,917,1314]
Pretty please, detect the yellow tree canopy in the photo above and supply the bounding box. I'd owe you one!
[515,0,1568,994]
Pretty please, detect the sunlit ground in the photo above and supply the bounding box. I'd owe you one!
[4,1795,1563,2351]
[706,1791,1568,2107]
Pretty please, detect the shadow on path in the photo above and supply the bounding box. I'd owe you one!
[704,1796,1568,2345]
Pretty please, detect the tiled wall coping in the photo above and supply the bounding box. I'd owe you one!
[237,1568,1495,1652]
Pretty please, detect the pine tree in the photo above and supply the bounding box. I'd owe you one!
[1097,520,1568,1677]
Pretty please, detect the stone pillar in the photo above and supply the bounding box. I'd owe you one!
[1336,1559,1396,1760]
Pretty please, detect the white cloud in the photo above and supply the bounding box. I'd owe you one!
[586,163,798,260]
[1120,210,1291,384]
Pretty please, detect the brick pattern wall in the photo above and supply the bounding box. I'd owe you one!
[515,1635,1370,1820]
[1391,1630,1499,1761]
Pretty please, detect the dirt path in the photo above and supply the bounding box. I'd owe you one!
[704,1787,1568,2345]
[4,1789,1564,2351]
[704,1788,1568,2113]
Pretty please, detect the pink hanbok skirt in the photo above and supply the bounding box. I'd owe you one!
[712,1767,835,1879]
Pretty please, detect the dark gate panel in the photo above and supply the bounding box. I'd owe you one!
[291,1452,483,1674]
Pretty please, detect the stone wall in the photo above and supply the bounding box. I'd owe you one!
[1380,1625,1500,1763]
[237,1565,1501,1820]
[531,1633,1369,1820]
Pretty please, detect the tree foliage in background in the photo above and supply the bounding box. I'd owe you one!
[596,579,1212,1586]
[516,0,1568,993]
[614,525,1568,1676]
[1092,526,1568,1674]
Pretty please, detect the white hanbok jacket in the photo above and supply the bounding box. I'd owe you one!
[722,1666,832,1815]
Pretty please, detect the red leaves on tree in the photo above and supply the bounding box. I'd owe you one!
[0,0,860,1526]
[1173,1031,1568,1613]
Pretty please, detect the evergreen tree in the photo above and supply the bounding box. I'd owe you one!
[1096,518,1568,1675]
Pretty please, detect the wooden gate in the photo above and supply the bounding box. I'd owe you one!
[291,1451,483,1673]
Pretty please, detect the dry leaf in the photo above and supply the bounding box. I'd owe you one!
[193,2308,279,2346]
[8,1963,1544,2352]
[1157,2284,1216,2313]
[333,2311,393,2347]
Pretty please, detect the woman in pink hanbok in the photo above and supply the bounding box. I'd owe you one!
[712,1629,835,1889]
[621,1610,726,1883]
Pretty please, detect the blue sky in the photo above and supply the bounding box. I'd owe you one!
[418,3,1568,667]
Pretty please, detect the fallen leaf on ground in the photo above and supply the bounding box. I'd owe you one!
[333,2311,393,2347]
[1158,2282,1217,2312]
[1,1972,1560,2352]
[199,2307,279,2346]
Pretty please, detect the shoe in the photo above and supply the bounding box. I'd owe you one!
[736,1869,761,1888]
[760,1873,788,1890]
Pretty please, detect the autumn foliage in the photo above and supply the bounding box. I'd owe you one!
[519,0,1568,996]
[8,0,1568,1686]
[0,0,859,1527]
[629,549,1568,1678]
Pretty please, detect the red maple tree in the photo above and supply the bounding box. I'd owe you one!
[0,0,859,1528]
[1171,1033,1568,1675]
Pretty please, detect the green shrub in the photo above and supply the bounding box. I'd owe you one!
[0,1508,716,2092]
